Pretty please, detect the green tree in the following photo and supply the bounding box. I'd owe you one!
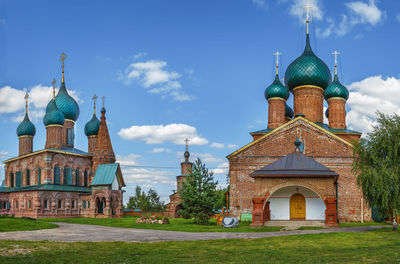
[214,187,228,211]
[353,112,400,231]
[127,185,164,213]
[179,158,218,224]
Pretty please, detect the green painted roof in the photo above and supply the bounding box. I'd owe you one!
[265,74,289,100]
[250,128,273,134]
[0,184,91,193]
[17,112,36,137]
[84,114,100,136]
[285,34,331,90]
[324,75,349,100]
[315,122,361,134]
[55,81,80,121]
[92,163,125,186]
[43,99,65,126]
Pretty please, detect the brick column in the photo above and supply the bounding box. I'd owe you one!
[18,136,33,156]
[88,136,97,154]
[250,197,266,227]
[327,98,346,129]
[267,98,286,129]
[324,197,338,226]
[293,86,324,123]
[45,125,63,149]
[62,119,75,148]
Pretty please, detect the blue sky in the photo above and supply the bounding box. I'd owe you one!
[1,0,400,203]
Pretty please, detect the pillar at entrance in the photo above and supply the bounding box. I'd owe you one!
[250,197,266,227]
[324,197,338,226]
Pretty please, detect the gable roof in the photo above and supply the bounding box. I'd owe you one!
[91,163,125,187]
[227,116,355,159]
[249,152,338,178]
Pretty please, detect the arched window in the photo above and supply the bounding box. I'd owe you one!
[10,172,14,187]
[84,170,88,187]
[28,200,31,209]
[37,168,41,185]
[64,167,72,185]
[72,200,75,209]
[54,166,60,184]
[75,168,80,186]
[58,199,62,209]
[26,169,30,186]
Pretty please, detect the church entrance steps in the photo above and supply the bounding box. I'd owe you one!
[264,220,325,229]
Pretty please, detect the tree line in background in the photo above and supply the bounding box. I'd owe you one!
[126,186,164,212]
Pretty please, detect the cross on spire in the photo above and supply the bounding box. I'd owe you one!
[59,52,67,83]
[102,96,105,108]
[274,51,282,75]
[24,92,29,114]
[332,51,340,75]
[304,4,313,34]
[51,78,57,99]
[185,138,190,152]
[92,94,98,115]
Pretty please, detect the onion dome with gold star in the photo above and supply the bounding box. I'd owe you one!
[17,93,36,137]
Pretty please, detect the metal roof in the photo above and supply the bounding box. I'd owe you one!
[250,152,338,178]
[0,183,92,193]
[91,163,125,187]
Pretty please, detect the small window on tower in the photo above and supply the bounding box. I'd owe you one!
[28,200,31,208]
[44,200,48,209]
[67,128,74,145]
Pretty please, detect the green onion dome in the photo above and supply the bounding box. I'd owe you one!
[325,107,329,119]
[265,74,290,100]
[55,81,80,121]
[84,114,100,136]
[324,74,349,100]
[285,104,294,119]
[285,34,332,91]
[43,99,65,126]
[184,151,190,158]
[17,112,36,137]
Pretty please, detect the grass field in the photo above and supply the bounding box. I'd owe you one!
[0,228,398,263]
[0,218,58,232]
[42,216,283,233]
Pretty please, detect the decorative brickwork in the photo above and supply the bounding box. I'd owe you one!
[293,86,324,123]
[18,136,33,156]
[267,99,286,129]
[327,98,346,129]
[93,109,115,172]
[45,125,63,149]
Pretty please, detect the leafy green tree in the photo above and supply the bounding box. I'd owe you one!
[214,187,228,211]
[353,112,400,231]
[127,185,164,212]
[179,158,218,224]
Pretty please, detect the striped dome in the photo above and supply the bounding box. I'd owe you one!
[17,113,36,137]
[285,34,332,91]
[265,74,289,100]
[84,114,100,136]
[43,99,65,126]
[55,81,80,121]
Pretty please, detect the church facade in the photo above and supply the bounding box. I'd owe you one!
[0,55,125,218]
[228,21,370,226]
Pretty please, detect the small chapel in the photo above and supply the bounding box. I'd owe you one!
[227,10,369,226]
[0,54,125,218]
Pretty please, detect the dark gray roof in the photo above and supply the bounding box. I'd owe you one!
[250,152,338,178]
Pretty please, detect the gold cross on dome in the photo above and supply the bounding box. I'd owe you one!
[51,78,57,99]
[24,92,29,113]
[332,51,340,75]
[102,96,105,108]
[59,52,67,82]
[273,51,282,75]
[92,94,98,114]
[185,138,190,151]
[304,4,313,34]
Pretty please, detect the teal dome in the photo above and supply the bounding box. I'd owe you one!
[184,151,190,158]
[265,74,289,100]
[43,99,65,126]
[324,75,349,100]
[285,34,332,91]
[285,104,294,119]
[55,81,80,121]
[84,114,100,136]
[17,113,36,137]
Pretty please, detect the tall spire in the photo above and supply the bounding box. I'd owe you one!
[59,52,67,83]
[92,94,98,115]
[24,92,29,114]
[305,4,312,35]
[51,78,56,100]
[274,51,282,76]
[332,51,340,76]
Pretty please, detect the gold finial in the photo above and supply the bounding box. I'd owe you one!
[24,92,29,114]
[273,51,282,75]
[185,138,190,152]
[304,4,313,35]
[59,52,67,83]
[92,94,98,115]
[332,51,340,76]
[102,96,105,108]
[51,78,57,99]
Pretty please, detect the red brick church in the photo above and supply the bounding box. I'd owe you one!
[227,17,370,226]
[0,54,125,218]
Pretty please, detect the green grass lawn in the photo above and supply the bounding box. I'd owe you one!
[42,216,282,233]
[0,218,58,232]
[0,228,398,263]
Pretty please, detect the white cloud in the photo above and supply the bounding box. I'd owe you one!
[346,76,400,133]
[133,52,148,59]
[289,0,324,23]
[118,123,209,145]
[0,86,26,113]
[151,148,171,153]
[116,154,141,167]
[119,59,192,101]
[178,152,223,164]
[252,0,268,10]
[227,144,238,149]
[211,142,224,149]
[212,162,229,175]
[345,0,384,26]
[122,167,175,186]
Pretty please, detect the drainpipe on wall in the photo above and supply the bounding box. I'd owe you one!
[335,181,339,224]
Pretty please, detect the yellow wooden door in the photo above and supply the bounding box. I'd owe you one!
[290,193,306,219]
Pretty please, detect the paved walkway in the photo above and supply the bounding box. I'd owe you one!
[0,223,387,242]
